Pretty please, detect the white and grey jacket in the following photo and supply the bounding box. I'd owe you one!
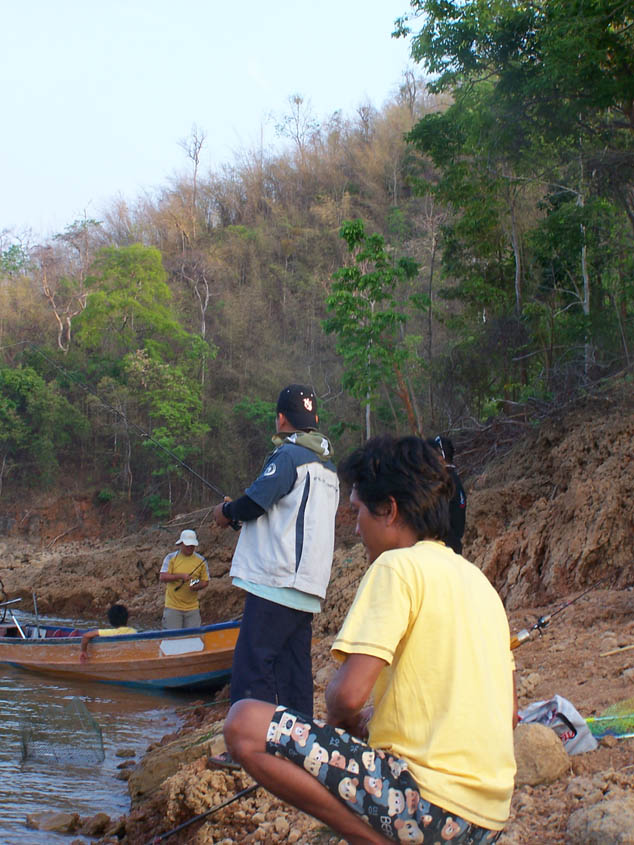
[229,431,339,599]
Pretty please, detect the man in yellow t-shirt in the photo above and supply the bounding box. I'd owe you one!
[159,529,209,629]
[221,436,516,844]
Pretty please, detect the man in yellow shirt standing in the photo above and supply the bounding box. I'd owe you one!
[159,529,209,629]
[222,436,516,844]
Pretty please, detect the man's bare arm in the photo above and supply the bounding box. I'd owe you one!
[159,571,188,582]
[79,629,99,663]
[325,653,386,736]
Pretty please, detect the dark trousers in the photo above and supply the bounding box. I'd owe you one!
[230,593,314,717]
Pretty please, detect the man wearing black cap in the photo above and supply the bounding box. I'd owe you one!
[213,384,339,736]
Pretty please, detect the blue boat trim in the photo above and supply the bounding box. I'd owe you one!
[3,619,240,645]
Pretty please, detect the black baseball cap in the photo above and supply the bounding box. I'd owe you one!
[276,384,318,430]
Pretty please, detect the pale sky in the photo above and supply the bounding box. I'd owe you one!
[1,0,415,240]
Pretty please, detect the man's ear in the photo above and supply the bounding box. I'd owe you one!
[385,496,399,526]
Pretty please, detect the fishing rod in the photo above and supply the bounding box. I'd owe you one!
[511,576,610,650]
[144,783,259,845]
[32,592,41,638]
[26,343,240,529]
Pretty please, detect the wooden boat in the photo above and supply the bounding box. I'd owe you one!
[0,619,239,692]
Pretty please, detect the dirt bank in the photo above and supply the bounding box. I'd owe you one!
[1,377,633,843]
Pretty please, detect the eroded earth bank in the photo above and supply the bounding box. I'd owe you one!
[2,379,633,844]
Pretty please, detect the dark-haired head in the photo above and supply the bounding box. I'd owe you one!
[107,604,129,628]
[338,436,454,544]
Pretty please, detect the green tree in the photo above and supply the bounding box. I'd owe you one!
[397,0,634,407]
[323,220,420,438]
[75,244,187,365]
[124,350,209,511]
[397,0,634,227]
[0,243,30,277]
[0,365,87,493]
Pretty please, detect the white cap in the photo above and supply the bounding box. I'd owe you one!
[176,529,199,546]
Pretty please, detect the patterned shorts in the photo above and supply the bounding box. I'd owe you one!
[265,706,503,844]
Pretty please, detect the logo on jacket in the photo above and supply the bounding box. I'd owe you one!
[264,463,277,477]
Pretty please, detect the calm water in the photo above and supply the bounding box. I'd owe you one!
[0,611,200,845]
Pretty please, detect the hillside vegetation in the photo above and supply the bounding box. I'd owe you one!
[1,0,632,523]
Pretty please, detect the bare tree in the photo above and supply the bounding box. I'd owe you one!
[398,69,418,120]
[275,94,319,161]
[179,124,207,241]
[35,217,102,352]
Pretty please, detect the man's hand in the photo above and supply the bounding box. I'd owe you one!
[213,497,232,528]
[336,706,374,740]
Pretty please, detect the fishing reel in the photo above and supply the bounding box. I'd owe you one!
[511,614,552,650]
[189,578,201,588]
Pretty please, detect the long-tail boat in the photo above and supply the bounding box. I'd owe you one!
[0,618,239,691]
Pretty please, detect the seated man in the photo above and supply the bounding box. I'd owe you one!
[224,436,516,845]
[79,603,136,663]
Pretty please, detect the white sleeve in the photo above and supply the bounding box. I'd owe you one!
[160,551,176,573]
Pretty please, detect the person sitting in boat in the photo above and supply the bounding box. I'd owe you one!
[222,436,517,844]
[79,604,137,662]
[159,529,209,629]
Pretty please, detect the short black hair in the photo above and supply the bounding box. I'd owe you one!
[338,436,454,542]
[107,604,129,628]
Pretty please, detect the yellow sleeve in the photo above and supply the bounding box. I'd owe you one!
[331,559,415,664]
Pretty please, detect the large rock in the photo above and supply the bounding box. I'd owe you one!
[26,811,80,832]
[127,722,226,806]
[566,794,634,844]
[78,812,111,836]
[514,722,569,786]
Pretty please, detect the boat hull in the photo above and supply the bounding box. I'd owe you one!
[0,621,239,691]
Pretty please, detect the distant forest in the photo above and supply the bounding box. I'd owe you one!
[1,0,632,516]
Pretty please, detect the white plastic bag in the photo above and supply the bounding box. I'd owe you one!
[518,694,598,755]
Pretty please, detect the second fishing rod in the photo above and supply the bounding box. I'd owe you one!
[511,576,610,650]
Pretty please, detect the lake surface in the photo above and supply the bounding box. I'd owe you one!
[0,611,201,845]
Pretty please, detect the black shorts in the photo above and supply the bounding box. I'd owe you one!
[266,706,503,844]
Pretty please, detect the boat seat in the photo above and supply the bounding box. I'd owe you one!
[160,637,204,656]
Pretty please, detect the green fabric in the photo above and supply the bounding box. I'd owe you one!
[271,429,334,461]
[232,577,321,613]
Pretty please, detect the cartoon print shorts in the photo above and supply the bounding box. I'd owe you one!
[265,706,503,844]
